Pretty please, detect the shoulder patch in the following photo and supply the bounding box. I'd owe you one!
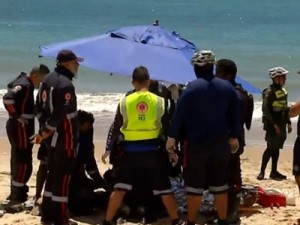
[64,92,72,105]
[42,90,47,102]
[65,93,71,101]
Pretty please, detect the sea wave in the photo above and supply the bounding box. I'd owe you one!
[0,90,296,121]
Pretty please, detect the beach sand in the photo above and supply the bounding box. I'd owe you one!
[0,118,300,225]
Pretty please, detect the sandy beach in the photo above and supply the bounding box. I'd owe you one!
[0,118,300,225]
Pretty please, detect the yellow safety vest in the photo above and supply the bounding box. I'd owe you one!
[272,88,288,112]
[119,91,165,141]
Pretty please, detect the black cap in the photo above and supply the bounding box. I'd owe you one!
[56,50,84,63]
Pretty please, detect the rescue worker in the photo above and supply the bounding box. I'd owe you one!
[103,79,173,167]
[216,59,254,223]
[2,64,50,204]
[102,80,174,223]
[68,110,107,216]
[257,67,292,181]
[31,49,83,225]
[166,50,241,225]
[101,66,183,225]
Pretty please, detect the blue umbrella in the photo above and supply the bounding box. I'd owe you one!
[235,76,261,94]
[39,24,261,93]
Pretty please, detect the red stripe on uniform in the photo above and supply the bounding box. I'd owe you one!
[63,119,71,157]
[67,119,73,150]
[22,126,27,149]
[20,164,27,183]
[8,104,16,114]
[17,164,23,182]
[17,123,23,149]
[64,119,69,149]
[60,175,69,223]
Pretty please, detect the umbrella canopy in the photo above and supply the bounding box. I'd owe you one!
[40,24,261,93]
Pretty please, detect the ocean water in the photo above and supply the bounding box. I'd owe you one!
[0,0,300,106]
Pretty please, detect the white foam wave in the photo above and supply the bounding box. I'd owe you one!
[0,89,296,121]
[0,89,123,117]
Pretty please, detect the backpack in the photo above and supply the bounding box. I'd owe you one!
[235,83,254,130]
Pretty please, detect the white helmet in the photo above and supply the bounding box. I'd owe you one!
[191,50,216,66]
[269,67,288,78]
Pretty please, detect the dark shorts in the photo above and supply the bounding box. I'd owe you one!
[114,150,171,195]
[183,138,230,195]
[265,125,287,149]
[293,137,300,176]
[37,143,48,161]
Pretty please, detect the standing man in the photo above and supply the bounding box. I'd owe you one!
[31,50,83,225]
[257,67,292,181]
[101,66,183,225]
[289,100,300,194]
[216,59,254,223]
[3,64,50,204]
[166,50,240,225]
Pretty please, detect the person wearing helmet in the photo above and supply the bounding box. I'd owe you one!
[257,67,292,181]
[166,50,241,225]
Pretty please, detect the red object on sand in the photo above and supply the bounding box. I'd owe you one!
[257,187,286,208]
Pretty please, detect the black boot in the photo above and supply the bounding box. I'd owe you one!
[269,171,287,181]
[5,185,28,204]
[256,172,265,180]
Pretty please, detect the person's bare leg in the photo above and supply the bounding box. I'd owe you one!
[187,194,202,223]
[214,192,228,220]
[295,175,300,194]
[105,190,126,222]
[35,163,48,202]
[161,194,179,220]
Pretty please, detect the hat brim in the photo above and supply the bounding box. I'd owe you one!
[76,57,84,62]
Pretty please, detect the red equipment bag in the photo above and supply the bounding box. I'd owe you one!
[257,187,286,208]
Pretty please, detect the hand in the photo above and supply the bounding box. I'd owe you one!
[274,124,280,135]
[168,152,178,167]
[166,137,176,153]
[30,134,43,144]
[30,131,53,144]
[287,124,292,133]
[17,117,28,127]
[101,151,110,164]
[229,138,239,154]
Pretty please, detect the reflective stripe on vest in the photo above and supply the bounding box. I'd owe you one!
[272,89,288,112]
[120,91,164,141]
